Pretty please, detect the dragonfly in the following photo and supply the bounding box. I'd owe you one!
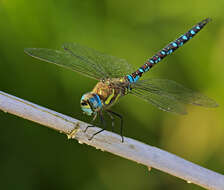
[24,18,218,142]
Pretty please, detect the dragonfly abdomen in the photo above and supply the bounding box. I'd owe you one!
[126,18,211,84]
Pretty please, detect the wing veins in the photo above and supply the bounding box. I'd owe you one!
[63,46,108,78]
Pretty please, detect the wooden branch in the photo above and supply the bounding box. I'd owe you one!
[0,90,223,190]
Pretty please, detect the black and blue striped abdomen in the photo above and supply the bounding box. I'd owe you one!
[126,18,211,83]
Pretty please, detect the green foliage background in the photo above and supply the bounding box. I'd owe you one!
[0,0,224,189]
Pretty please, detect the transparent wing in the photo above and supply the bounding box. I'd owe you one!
[63,43,134,78]
[24,43,134,80]
[131,88,187,114]
[130,78,218,114]
[24,48,102,80]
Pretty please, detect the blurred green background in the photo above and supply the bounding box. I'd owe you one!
[0,0,224,189]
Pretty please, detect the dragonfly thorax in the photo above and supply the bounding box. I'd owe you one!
[80,92,103,116]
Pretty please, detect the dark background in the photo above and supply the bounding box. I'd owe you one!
[0,0,224,189]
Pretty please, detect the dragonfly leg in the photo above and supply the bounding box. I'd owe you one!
[105,111,115,132]
[84,114,97,133]
[107,110,124,142]
[84,125,94,133]
[88,111,106,141]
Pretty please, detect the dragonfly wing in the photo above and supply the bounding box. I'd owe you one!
[130,86,187,114]
[24,48,107,80]
[63,43,134,78]
[130,78,218,114]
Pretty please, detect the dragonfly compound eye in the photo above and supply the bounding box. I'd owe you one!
[81,102,88,106]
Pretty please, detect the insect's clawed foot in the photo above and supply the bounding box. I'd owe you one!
[88,135,94,141]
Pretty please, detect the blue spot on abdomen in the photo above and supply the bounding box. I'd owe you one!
[172,42,178,47]
[190,30,196,35]
[127,75,134,83]
[182,35,188,40]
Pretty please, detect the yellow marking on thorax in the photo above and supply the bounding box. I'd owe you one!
[105,89,115,105]
[119,78,125,82]
[114,93,121,103]
[82,105,90,109]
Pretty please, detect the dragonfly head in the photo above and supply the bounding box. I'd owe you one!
[80,93,103,116]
